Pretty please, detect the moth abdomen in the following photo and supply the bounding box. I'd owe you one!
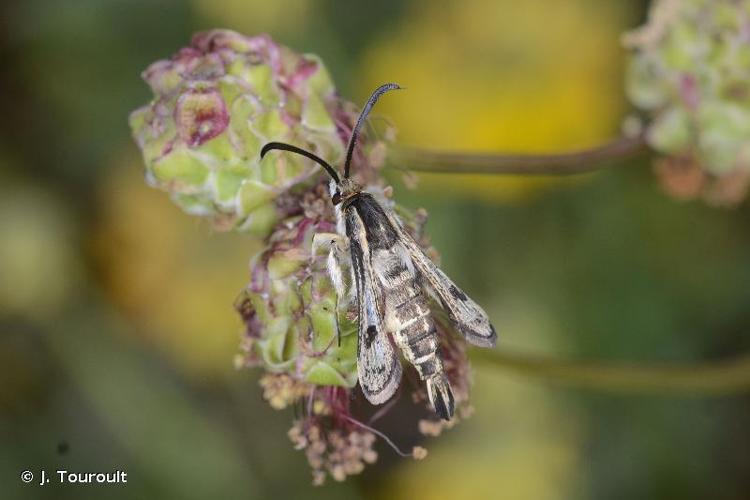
[385,275,438,368]
[398,317,438,365]
[413,353,441,378]
[383,272,456,419]
[426,373,455,421]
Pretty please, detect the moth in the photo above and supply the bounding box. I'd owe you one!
[260,83,496,420]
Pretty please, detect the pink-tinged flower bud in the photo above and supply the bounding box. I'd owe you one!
[130,30,348,236]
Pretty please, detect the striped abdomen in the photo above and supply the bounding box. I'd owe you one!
[378,258,455,420]
[385,274,439,376]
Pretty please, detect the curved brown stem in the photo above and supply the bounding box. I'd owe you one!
[389,134,648,175]
[472,349,750,395]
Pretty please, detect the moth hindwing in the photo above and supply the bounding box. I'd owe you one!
[259,82,497,421]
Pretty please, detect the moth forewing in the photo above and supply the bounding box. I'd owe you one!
[344,201,402,405]
[383,209,498,348]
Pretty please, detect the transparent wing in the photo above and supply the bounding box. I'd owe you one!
[384,210,497,347]
[346,208,402,404]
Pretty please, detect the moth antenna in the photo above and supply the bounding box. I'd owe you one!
[344,82,402,179]
[260,142,340,184]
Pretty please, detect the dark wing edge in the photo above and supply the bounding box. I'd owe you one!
[383,210,497,348]
[347,208,402,405]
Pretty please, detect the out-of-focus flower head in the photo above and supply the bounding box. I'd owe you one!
[131,30,474,484]
[130,30,348,237]
[623,0,750,206]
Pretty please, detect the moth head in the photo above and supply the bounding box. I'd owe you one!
[259,83,402,204]
[331,178,361,206]
[329,179,343,206]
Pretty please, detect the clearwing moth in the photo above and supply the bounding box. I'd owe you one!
[260,83,497,420]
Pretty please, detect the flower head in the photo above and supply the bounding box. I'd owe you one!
[130,30,349,236]
[624,0,750,205]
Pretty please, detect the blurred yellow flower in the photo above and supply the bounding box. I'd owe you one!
[360,0,632,201]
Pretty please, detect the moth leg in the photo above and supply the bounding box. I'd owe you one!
[311,232,350,298]
[311,232,350,345]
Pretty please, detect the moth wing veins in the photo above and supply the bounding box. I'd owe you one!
[346,205,402,405]
[383,210,497,348]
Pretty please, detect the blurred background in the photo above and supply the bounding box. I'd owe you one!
[1,0,749,498]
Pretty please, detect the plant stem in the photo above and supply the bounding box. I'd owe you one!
[472,349,750,395]
[389,134,648,175]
